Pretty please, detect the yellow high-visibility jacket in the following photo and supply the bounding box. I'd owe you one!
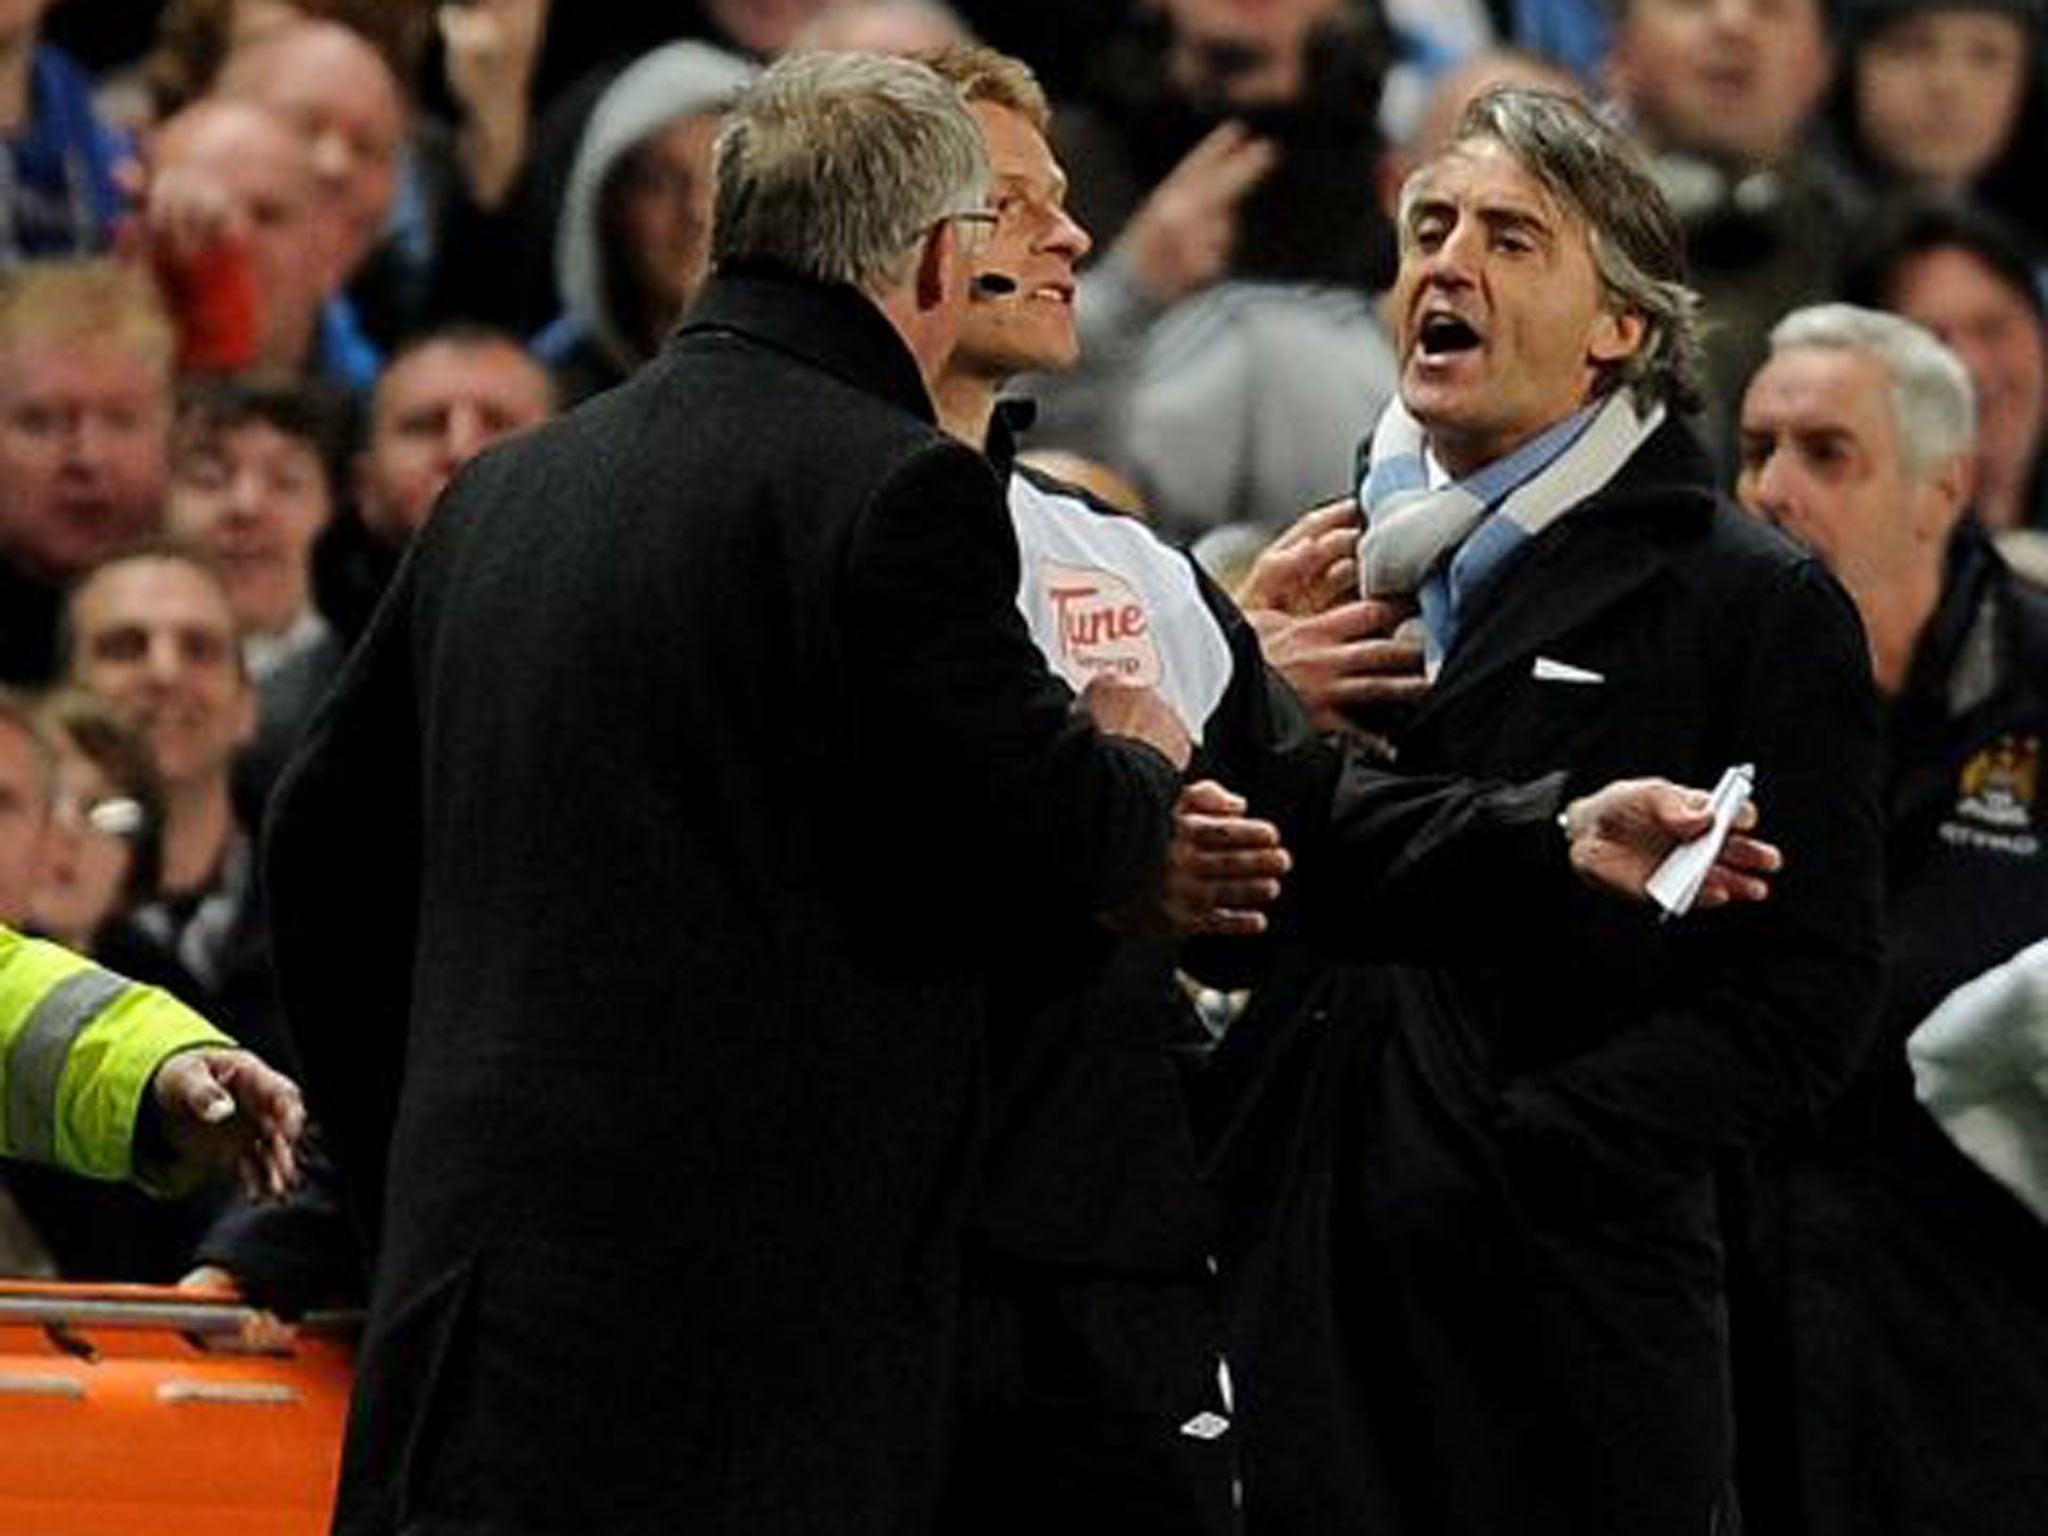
[0,927,232,1189]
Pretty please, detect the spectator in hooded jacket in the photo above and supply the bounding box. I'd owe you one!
[532,41,755,403]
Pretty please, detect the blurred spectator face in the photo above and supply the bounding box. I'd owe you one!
[703,0,833,55]
[166,415,334,638]
[1607,0,1833,168]
[229,0,306,47]
[1383,50,1587,212]
[1885,243,2047,529]
[0,714,47,924]
[0,331,171,583]
[1165,0,1343,60]
[150,100,328,374]
[1390,137,1645,476]
[67,556,255,793]
[0,0,52,49]
[1162,0,1344,100]
[30,737,138,949]
[799,1,967,53]
[357,337,555,543]
[1855,8,2030,193]
[217,20,407,290]
[0,1,48,41]
[1408,53,1586,163]
[1736,343,1965,610]
[614,115,723,328]
[955,101,1091,380]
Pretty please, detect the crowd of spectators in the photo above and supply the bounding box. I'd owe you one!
[2,0,2046,1527]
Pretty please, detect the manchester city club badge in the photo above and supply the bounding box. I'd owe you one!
[1942,733,2042,856]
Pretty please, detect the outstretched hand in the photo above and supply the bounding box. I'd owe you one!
[151,1048,306,1198]
[1564,778,1781,908]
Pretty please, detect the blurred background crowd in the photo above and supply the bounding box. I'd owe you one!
[0,0,2045,1343]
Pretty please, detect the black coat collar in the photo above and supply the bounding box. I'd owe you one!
[984,397,1036,478]
[1905,518,2014,719]
[678,262,937,425]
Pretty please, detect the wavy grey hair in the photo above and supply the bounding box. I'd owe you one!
[1420,87,1706,415]
[712,50,989,295]
[1768,303,1978,477]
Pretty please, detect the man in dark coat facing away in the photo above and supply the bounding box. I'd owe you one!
[263,51,1204,1536]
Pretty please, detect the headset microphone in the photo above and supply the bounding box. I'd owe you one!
[971,272,1019,297]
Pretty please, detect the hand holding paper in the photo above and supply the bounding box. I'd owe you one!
[1645,764,1756,918]
[1563,769,1776,911]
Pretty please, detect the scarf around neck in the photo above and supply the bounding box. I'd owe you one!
[1355,388,1664,671]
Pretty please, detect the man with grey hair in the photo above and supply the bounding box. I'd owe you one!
[1741,303,1979,694]
[1733,302,2048,1536]
[1206,87,1885,1534]
[264,49,1209,1536]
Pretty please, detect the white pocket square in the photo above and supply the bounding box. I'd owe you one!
[1531,656,1605,684]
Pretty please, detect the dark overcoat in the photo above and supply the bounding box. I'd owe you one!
[1732,522,2048,1536]
[1205,419,1888,1535]
[265,267,1182,1535]
[952,460,1589,1536]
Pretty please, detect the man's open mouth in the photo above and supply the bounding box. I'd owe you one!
[1418,313,1483,357]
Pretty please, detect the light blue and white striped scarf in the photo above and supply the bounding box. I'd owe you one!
[1355,389,1663,672]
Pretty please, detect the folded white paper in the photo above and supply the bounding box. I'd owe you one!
[1645,763,1754,919]
[1531,656,1605,684]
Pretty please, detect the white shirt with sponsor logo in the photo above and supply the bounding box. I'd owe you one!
[1008,471,1236,744]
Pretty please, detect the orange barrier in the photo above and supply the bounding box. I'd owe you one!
[0,1281,354,1535]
